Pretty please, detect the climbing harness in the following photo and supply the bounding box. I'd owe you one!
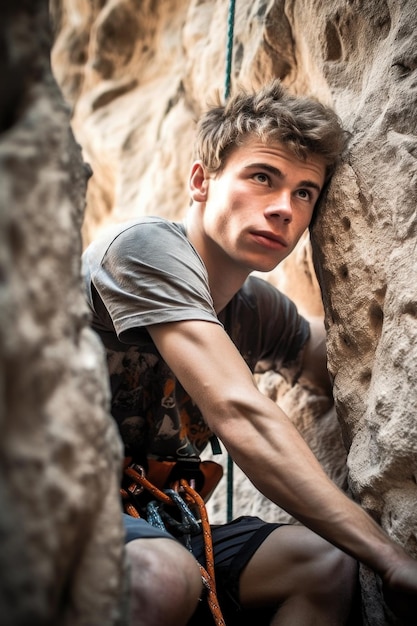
[122,460,226,626]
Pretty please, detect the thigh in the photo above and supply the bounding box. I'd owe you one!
[239,524,348,607]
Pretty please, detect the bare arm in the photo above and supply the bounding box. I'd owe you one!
[298,316,332,396]
[148,319,417,595]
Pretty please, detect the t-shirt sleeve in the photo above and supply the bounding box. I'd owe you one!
[84,220,221,344]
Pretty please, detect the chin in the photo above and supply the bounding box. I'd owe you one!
[242,253,288,274]
[250,262,281,274]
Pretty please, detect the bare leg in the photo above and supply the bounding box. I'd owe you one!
[125,537,203,626]
[239,525,358,625]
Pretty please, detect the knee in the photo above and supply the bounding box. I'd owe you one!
[309,538,358,600]
[126,538,202,625]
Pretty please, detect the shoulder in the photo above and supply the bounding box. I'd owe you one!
[237,275,288,309]
[237,276,310,346]
[228,274,305,336]
[105,217,187,254]
[83,217,193,269]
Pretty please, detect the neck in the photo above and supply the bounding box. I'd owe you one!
[183,210,249,313]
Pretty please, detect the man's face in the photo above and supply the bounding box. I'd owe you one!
[193,137,326,274]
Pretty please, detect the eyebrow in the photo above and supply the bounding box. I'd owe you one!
[244,163,323,193]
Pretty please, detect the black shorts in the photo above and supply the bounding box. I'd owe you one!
[124,513,284,624]
[124,513,178,542]
[186,516,284,625]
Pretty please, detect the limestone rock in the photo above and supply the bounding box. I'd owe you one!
[0,2,127,624]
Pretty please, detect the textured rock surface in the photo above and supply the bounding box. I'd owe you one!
[0,2,127,625]
[1,0,413,624]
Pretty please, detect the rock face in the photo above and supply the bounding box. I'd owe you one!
[2,0,416,624]
[0,2,126,625]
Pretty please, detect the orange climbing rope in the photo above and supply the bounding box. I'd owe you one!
[180,479,225,625]
[121,463,226,626]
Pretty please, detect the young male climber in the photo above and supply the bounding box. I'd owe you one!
[82,80,417,625]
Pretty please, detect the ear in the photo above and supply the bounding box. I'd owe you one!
[189,161,210,201]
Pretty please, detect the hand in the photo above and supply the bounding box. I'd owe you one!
[382,558,417,624]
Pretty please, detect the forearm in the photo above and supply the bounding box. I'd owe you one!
[213,395,407,578]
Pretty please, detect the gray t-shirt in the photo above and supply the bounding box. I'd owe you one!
[82,217,310,462]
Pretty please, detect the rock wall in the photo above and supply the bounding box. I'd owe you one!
[2,0,415,624]
[0,2,127,625]
[310,3,417,618]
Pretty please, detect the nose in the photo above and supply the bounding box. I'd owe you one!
[264,191,293,223]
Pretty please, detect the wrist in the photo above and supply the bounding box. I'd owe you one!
[372,540,410,582]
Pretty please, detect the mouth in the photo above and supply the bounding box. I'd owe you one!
[250,230,288,249]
